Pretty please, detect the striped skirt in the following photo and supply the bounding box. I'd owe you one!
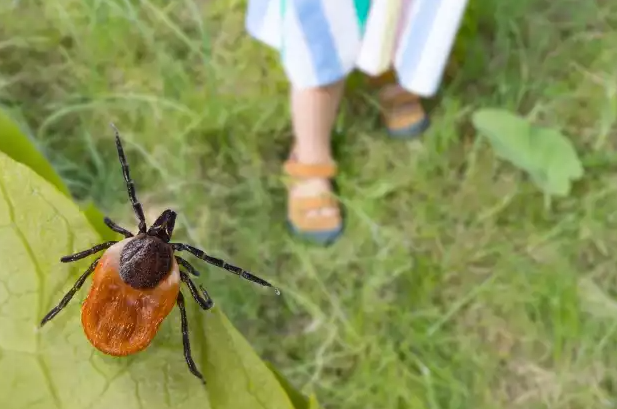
[246,0,469,97]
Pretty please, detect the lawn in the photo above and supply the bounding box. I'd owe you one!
[1,0,617,408]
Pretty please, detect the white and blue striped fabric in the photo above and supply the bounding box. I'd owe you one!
[246,0,469,97]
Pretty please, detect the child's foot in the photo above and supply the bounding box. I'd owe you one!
[367,70,430,138]
[284,152,343,245]
[379,84,430,138]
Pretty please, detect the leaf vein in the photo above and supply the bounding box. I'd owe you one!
[35,191,81,305]
[0,176,62,409]
[36,356,62,409]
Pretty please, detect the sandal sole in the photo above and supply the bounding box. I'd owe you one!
[387,116,431,139]
[287,220,344,245]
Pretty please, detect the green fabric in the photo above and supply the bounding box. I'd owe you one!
[280,0,370,57]
[353,0,371,33]
[280,0,287,58]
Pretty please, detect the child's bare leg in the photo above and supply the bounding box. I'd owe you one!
[291,80,345,162]
[287,80,345,230]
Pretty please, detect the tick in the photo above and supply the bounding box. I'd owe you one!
[40,124,280,383]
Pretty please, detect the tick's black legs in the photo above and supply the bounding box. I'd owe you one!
[176,291,205,384]
[104,217,133,238]
[179,271,214,311]
[60,241,117,263]
[177,255,213,309]
[40,258,100,326]
[171,243,280,295]
[175,256,200,277]
[110,123,147,234]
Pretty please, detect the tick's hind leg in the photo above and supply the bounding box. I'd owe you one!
[104,217,133,238]
[179,270,214,311]
[171,243,281,295]
[176,256,199,276]
[177,292,205,384]
[60,241,116,263]
[40,258,100,326]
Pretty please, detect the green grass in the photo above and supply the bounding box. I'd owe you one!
[2,0,617,408]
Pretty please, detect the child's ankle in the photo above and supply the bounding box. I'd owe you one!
[295,144,333,165]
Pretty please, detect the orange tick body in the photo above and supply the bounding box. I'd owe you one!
[40,124,280,383]
[81,238,180,356]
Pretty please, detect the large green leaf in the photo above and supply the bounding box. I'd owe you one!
[308,395,322,409]
[267,362,310,409]
[0,110,69,196]
[0,110,117,241]
[472,108,584,197]
[202,311,295,409]
[0,152,297,409]
[0,109,319,409]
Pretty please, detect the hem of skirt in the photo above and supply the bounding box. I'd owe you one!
[246,25,282,51]
[285,66,355,90]
[246,27,441,97]
[396,82,439,98]
[393,69,442,98]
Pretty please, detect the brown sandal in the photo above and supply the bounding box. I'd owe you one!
[283,159,343,244]
[369,70,430,138]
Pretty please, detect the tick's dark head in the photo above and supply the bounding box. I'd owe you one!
[146,209,177,243]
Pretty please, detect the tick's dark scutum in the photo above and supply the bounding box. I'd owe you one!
[119,234,174,289]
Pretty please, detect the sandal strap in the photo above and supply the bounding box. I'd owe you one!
[289,195,341,231]
[384,106,426,130]
[284,160,337,179]
[283,160,342,232]
[379,90,420,110]
[290,195,337,212]
[366,68,396,87]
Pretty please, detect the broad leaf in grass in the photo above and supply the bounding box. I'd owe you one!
[0,110,118,241]
[0,152,295,409]
[472,108,584,196]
